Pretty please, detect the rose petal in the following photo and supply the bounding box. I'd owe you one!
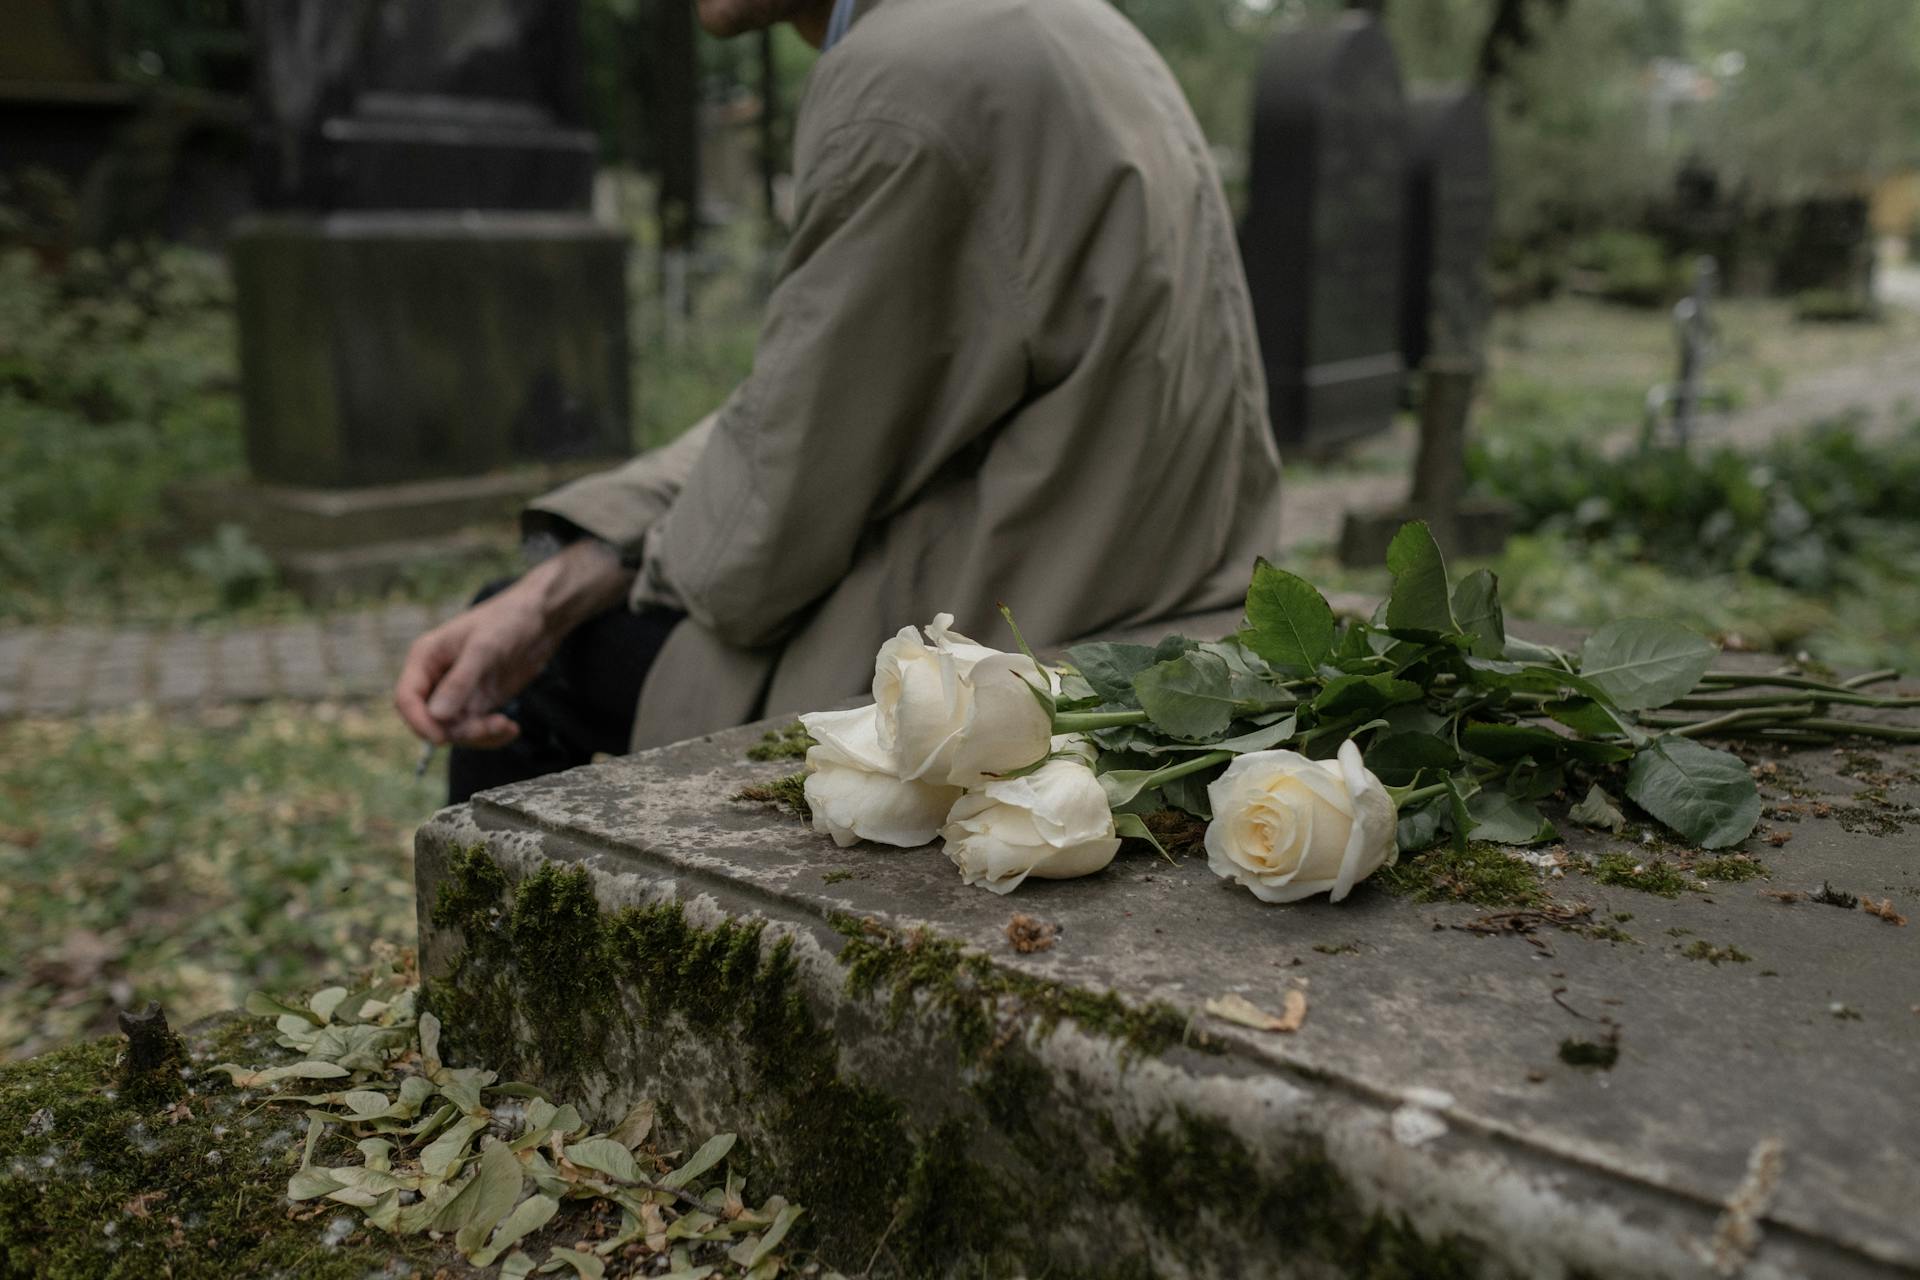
[805,763,960,849]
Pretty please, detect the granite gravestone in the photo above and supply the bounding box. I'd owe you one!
[220,0,629,598]
[1241,14,1408,457]
[1340,86,1510,566]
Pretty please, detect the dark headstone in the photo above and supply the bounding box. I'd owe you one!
[247,0,594,212]
[224,0,629,594]
[1241,14,1408,456]
[233,213,629,488]
[1398,88,1493,374]
[1339,84,1509,567]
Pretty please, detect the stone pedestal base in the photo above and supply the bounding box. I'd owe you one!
[230,212,630,490]
[168,463,605,603]
[1337,496,1515,567]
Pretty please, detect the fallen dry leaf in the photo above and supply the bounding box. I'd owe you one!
[121,1191,166,1219]
[1004,913,1059,954]
[1860,896,1908,927]
[1759,890,1802,904]
[1205,990,1307,1033]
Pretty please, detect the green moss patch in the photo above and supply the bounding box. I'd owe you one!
[1106,1111,1480,1278]
[734,773,810,820]
[831,916,1205,1062]
[1376,842,1548,907]
[1588,853,1691,897]
[745,722,815,762]
[0,1017,442,1280]
[1694,854,1767,882]
[1680,941,1753,966]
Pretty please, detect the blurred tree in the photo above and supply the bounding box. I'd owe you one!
[1695,0,1920,198]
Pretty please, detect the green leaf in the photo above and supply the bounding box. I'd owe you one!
[436,1141,525,1253]
[421,1116,489,1179]
[540,1247,607,1279]
[746,1204,804,1268]
[1311,674,1423,718]
[1443,774,1476,854]
[1113,814,1170,862]
[1395,797,1446,852]
[1625,738,1762,849]
[1543,697,1625,738]
[288,1168,346,1201]
[470,1194,560,1268]
[1132,651,1281,740]
[245,991,324,1026]
[1451,569,1505,659]
[1064,637,1190,705]
[660,1133,736,1190]
[501,1253,538,1280]
[1460,722,1631,765]
[1384,522,1458,634]
[1569,784,1627,833]
[562,1137,640,1184]
[1244,558,1336,669]
[212,1060,348,1086]
[1579,619,1718,711]
[1465,788,1557,845]
[1363,733,1460,787]
[307,986,350,1023]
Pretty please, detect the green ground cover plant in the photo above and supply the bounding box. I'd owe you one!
[1469,421,1920,672]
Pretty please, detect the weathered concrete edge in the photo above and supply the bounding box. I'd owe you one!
[413,804,1900,1279]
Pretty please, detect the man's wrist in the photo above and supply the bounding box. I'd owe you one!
[521,538,637,636]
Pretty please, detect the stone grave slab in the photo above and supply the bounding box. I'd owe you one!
[415,614,1919,1278]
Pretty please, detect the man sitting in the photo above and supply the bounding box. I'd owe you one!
[395,0,1283,802]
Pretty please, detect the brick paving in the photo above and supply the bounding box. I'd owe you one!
[0,600,462,718]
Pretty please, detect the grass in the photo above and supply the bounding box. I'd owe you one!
[0,701,437,1063]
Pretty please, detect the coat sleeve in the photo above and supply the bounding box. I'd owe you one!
[521,412,718,560]
[640,117,1029,648]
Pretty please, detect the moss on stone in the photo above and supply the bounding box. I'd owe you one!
[1589,853,1690,898]
[746,722,817,762]
[1680,940,1752,966]
[0,1015,444,1280]
[832,917,1204,1061]
[1694,855,1767,883]
[425,850,1489,1278]
[1106,1111,1480,1278]
[735,773,810,820]
[1376,842,1547,907]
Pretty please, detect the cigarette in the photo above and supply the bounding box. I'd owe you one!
[414,742,437,778]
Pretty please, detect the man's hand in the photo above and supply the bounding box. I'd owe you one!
[394,539,636,750]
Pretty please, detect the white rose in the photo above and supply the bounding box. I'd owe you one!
[1203,741,1397,904]
[872,613,1054,788]
[799,705,963,849]
[940,751,1121,895]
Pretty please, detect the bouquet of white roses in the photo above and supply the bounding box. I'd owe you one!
[794,522,1918,902]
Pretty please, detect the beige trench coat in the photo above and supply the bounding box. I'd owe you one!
[530,0,1284,749]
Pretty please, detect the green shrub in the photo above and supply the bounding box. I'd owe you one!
[1471,418,1920,594]
[1566,231,1685,308]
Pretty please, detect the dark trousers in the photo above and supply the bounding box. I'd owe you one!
[447,584,684,805]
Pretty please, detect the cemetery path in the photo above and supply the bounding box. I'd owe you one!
[0,599,463,718]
